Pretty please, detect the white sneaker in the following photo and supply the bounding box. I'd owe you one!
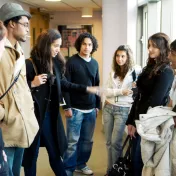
[75,166,93,175]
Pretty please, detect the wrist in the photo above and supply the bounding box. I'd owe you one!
[31,81,35,88]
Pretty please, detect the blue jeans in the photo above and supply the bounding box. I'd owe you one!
[24,112,67,176]
[63,109,96,175]
[103,104,130,171]
[4,147,24,176]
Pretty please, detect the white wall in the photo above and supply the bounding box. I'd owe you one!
[147,2,161,37]
[127,0,138,62]
[161,0,176,41]
[0,0,32,58]
[49,11,103,84]
[102,0,138,86]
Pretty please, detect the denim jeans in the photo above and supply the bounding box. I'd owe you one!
[103,104,130,171]
[4,147,24,176]
[63,108,96,175]
[24,111,67,176]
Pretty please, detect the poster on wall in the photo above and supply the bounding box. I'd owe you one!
[58,25,92,59]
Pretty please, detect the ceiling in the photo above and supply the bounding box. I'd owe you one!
[18,0,102,12]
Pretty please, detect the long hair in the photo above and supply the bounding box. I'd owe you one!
[147,32,170,78]
[112,45,134,79]
[56,52,66,76]
[31,29,61,73]
[74,32,98,54]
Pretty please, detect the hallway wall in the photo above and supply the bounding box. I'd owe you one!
[49,11,103,85]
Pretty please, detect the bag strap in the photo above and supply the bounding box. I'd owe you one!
[123,137,133,160]
[28,58,38,75]
[119,135,133,161]
[0,70,21,100]
[132,70,136,82]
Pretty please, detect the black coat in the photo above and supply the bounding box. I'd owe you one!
[126,64,174,126]
[22,57,87,167]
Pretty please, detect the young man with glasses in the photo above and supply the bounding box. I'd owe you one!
[0,3,39,176]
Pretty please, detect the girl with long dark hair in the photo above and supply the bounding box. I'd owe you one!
[126,33,174,176]
[22,29,97,176]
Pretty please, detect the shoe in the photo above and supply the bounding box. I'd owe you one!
[75,166,93,175]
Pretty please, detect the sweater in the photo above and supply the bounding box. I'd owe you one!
[126,64,174,126]
[63,54,100,110]
[105,65,141,107]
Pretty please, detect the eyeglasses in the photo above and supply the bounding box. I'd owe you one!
[16,22,29,28]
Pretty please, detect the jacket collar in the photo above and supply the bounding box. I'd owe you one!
[5,39,25,78]
[5,39,23,59]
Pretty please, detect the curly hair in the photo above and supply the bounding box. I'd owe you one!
[74,32,98,54]
[31,29,62,73]
[147,32,171,78]
[112,45,134,79]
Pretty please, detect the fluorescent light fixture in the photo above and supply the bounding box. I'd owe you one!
[82,7,93,18]
[45,0,61,1]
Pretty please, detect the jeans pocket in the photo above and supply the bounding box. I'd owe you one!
[103,106,112,123]
[121,107,130,116]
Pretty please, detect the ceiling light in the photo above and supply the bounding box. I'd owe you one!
[81,7,93,18]
[45,0,61,1]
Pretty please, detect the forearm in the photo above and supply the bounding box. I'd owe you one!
[105,88,123,97]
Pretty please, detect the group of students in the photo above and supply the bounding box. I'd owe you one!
[103,33,176,176]
[0,2,100,176]
[0,2,176,176]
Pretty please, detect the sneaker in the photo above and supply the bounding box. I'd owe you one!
[75,166,93,175]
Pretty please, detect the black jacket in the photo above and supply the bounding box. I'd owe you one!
[22,56,87,167]
[126,64,174,126]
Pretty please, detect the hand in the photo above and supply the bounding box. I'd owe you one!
[132,82,136,88]
[64,109,72,118]
[122,89,133,96]
[31,74,47,87]
[127,125,136,138]
[95,108,99,117]
[87,86,100,96]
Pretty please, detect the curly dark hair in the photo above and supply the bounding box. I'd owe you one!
[4,16,29,27]
[112,45,134,79]
[74,32,98,54]
[147,32,171,78]
[31,29,62,73]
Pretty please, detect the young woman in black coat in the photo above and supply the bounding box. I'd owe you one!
[126,32,174,176]
[22,29,98,176]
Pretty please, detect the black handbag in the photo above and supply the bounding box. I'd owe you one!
[108,135,133,176]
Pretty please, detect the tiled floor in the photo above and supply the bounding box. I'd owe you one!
[21,110,107,176]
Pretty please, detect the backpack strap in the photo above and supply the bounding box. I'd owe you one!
[132,70,136,82]
[0,70,21,100]
[28,58,38,75]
